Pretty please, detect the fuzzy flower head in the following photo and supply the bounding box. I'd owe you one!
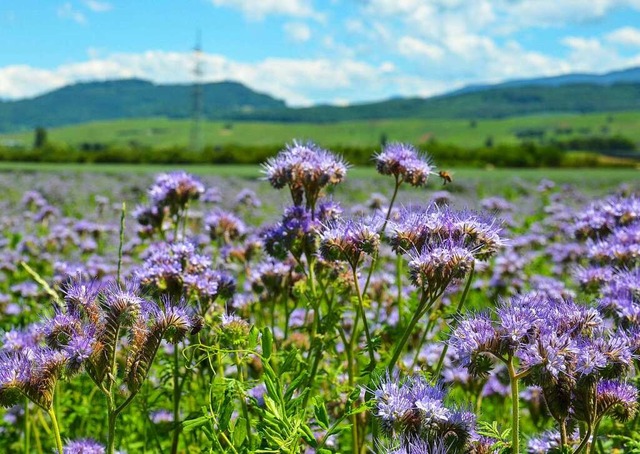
[373,374,475,450]
[218,313,251,349]
[148,171,204,214]
[262,140,348,208]
[319,217,381,267]
[407,237,475,298]
[390,206,503,261]
[205,209,248,244]
[596,379,638,422]
[63,439,105,454]
[374,142,434,187]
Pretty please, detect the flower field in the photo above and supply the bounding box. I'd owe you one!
[0,142,639,454]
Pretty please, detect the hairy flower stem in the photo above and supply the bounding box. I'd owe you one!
[235,354,253,448]
[171,344,182,454]
[24,399,30,454]
[352,264,376,369]
[432,265,475,381]
[362,176,402,296]
[396,255,403,320]
[560,421,568,450]
[574,426,592,454]
[507,358,520,454]
[387,292,437,374]
[47,407,64,454]
[116,202,126,287]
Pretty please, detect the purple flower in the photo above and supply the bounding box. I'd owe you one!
[63,438,105,454]
[319,217,382,267]
[407,237,475,297]
[596,380,638,421]
[148,171,204,213]
[205,209,248,243]
[374,142,434,187]
[262,140,348,207]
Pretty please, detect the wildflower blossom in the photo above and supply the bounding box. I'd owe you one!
[374,142,434,187]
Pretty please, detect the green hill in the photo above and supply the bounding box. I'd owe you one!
[2,69,640,133]
[230,83,640,122]
[0,79,285,133]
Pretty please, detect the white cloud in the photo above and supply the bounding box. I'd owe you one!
[210,0,323,21]
[606,26,640,47]
[398,36,444,61]
[57,2,86,24]
[0,51,441,106]
[283,22,311,42]
[83,0,112,12]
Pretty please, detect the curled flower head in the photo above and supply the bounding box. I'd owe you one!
[407,237,475,297]
[374,142,434,187]
[319,217,382,267]
[218,313,251,349]
[596,379,638,421]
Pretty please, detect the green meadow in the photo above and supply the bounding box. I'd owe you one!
[2,111,640,149]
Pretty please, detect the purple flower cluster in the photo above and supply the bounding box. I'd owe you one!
[262,140,348,208]
[205,209,248,244]
[63,438,105,454]
[389,206,503,261]
[262,201,342,260]
[450,293,637,429]
[136,241,235,308]
[374,143,434,187]
[319,216,382,267]
[0,279,202,410]
[373,375,475,453]
[134,171,205,237]
[571,194,640,240]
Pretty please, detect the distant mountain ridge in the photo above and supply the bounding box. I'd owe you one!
[0,79,285,132]
[1,66,640,132]
[449,66,640,95]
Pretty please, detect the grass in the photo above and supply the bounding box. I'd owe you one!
[0,161,637,184]
[2,111,640,149]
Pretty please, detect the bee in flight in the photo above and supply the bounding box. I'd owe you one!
[438,170,453,185]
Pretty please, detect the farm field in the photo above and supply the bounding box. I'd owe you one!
[2,110,640,149]
[0,145,638,453]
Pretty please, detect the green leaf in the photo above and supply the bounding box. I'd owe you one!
[249,326,260,350]
[262,327,273,360]
[233,417,247,446]
[313,397,329,429]
[182,416,210,432]
[284,371,308,401]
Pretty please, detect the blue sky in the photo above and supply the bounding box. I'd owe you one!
[2,0,640,106]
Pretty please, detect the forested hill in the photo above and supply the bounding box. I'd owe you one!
[2,67,640,132]
[0,79,286,132]
[229,83,640,122]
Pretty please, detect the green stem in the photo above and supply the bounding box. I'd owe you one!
[170,343,182,454]
[573,425,592,454]
[396,255,403,320]
[107,408,117,454]
[387,292,435,374]
[507,358,520,454]
[24,399,30,454]
[235,354,252,448]
[46,407,64,454]
[116,202,126,287]
[352,264,376,369]
[432,265,475,381]
[362,177,402,296]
